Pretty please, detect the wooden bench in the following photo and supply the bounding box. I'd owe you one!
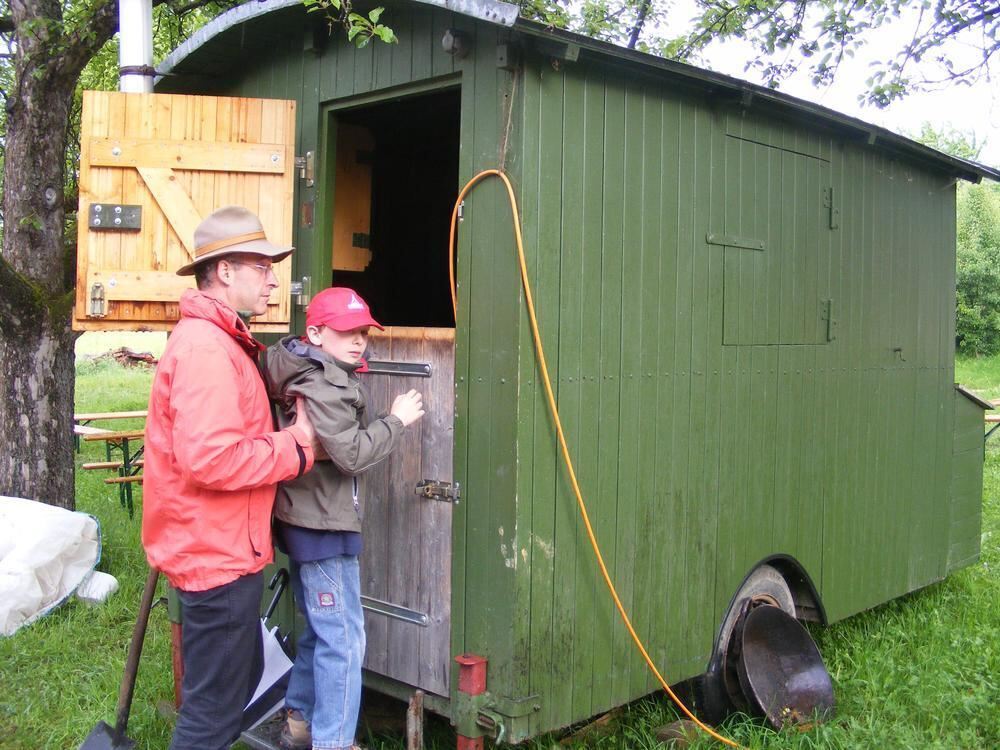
[81,429,146,517]
[74,410,147,454]
[82,460,145,471]
[104,475,144,486]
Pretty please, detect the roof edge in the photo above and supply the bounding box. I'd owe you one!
[157,0,519,79]
[956,384,994,410]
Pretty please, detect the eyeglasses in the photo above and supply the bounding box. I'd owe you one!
[230,260,275,276]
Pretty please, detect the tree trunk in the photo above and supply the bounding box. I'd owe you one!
[0,0,119,508]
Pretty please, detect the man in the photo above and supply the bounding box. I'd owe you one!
[142,205,316,750]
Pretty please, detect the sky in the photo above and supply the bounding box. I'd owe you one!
[666,2,1000,169]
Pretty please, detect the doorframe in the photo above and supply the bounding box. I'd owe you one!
[314,73,463,286]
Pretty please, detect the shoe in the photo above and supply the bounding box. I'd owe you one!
[278,708,312,750]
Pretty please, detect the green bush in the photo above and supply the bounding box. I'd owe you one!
[956,181,1000,357]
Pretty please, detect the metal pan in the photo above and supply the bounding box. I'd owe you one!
[737,604,835,729]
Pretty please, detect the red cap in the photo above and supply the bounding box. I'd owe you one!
[306,287,383,332]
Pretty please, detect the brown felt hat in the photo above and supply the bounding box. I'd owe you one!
[175,206,294,276]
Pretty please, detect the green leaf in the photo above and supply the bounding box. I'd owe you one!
[368,7,384,23]
[376,26,398,44]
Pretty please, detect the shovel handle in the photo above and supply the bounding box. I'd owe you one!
[113,567,160,743]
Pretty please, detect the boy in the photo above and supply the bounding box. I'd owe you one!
[262,287,424,750]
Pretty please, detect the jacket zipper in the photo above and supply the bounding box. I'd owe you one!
[353,477,360,514]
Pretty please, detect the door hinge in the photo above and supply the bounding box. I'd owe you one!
[295,151,314,187]
[823,187,839,229]
[289,276,312,307]
[415,480,460,504]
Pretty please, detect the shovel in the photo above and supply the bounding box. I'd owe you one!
[80,567,160,750]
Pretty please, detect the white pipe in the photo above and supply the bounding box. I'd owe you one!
[119,0,154,93]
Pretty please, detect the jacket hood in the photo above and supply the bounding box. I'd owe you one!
[179,288,263,356]
[263,335,360,406]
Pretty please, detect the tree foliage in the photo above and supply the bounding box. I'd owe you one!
[911,124,1000,357]
[956,181,1000,356]
[671,1,1000,106]
[516,1,1000,105]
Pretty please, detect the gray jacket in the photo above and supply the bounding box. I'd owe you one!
[262,335,403,532]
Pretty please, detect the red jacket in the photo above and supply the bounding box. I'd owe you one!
[142,290,314,591]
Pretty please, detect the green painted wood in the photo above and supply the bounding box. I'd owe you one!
[517,58,561,734]
[614,85,644,699]
[568,66,609,721]
[155,6,980,738]
[540,65,577,730]
[632,88,664,697]
[594,73,627,714]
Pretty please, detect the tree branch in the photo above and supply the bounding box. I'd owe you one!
[627,0,651,49]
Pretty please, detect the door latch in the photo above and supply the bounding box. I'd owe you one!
[289,276,312,307]
[295,151,315,187]
[415,480,460,504]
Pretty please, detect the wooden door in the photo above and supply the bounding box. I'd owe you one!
[73,91,296,332]
[359,327,454,697]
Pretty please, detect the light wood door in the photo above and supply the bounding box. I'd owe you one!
[73,91,296,332]
[359,326,454,697]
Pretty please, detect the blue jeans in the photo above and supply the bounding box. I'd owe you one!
[286,556,365,750]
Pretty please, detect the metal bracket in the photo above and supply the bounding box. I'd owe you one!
[289,276,312,307]
[823,186,840,229]
[415,480,460,503]
[365,360,431,377]
[455,692,541,742]
[295,151,315,187]
[89,203,141,231]
[706,232,765,251]
[821,299,836,342]
[360,595,429,626]
[88,283,107,318]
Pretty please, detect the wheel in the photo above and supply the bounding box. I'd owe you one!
[706,565,796,716]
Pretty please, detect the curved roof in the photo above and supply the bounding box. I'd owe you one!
[157,0,999,183]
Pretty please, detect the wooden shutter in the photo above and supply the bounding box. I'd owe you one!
[73,91,297,332]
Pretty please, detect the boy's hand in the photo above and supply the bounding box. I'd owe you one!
[391,389,425,427]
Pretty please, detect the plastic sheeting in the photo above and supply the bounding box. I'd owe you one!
[0,496,101,636]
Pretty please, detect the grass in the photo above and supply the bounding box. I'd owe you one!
[0,355,997,749]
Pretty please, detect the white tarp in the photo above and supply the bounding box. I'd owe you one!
[0,495,101,636]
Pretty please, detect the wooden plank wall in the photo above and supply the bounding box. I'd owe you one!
[948,392,984,571]
[511,58,959,734]
[75,92,295,331]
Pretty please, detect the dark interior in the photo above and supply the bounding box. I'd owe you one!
[332,88,460,328]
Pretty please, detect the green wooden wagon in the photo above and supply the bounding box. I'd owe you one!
[77,0,1000,744]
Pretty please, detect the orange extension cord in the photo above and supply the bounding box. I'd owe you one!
[448,169,743,749]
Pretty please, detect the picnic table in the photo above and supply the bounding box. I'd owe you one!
[74,410,148,455]
[76,412,147,517]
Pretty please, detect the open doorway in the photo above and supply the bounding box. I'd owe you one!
[324,86,460,698]
[328,87,460,327]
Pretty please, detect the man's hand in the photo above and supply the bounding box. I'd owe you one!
[294,396,316,445]
[391,389,425,427]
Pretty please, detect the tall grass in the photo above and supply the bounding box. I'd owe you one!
[0,356,997,749]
